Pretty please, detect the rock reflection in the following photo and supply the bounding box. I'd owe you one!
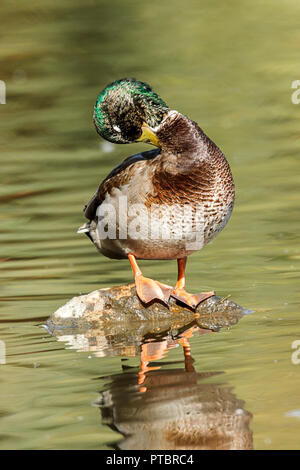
[97,326,253,450]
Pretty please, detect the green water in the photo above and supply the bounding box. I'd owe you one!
[1,0,300,449]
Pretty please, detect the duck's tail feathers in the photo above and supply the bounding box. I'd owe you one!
[77,222,90,234]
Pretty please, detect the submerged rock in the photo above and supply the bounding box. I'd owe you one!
[47,283,248,354]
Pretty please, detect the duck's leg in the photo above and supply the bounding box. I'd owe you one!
[178,328,195,372]
[171,257,215,309]
[138,341,166,392]
[128,254,172,306]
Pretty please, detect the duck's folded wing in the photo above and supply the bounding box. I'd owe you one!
[83,148,161,221]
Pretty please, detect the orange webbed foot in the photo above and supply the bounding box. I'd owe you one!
[170,288,215,310]
[135,275,172,307]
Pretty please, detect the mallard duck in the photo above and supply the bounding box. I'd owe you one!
[78,78,235,309]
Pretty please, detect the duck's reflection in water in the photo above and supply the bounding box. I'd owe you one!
[98,326,253,450]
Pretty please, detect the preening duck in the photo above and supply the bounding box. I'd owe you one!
[78,78,235,309]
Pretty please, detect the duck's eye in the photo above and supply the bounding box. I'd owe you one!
[126,125,142,141]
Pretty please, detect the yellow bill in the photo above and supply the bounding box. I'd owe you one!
[136,123,161,147]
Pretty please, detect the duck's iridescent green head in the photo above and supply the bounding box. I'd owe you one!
[93,78,169,145]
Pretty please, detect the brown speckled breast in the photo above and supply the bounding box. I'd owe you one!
[82,110,235,259]
[145,111,235,245]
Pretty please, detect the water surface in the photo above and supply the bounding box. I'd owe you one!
[0,0,300,449]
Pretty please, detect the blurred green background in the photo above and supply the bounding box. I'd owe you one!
[0,0,300,449]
